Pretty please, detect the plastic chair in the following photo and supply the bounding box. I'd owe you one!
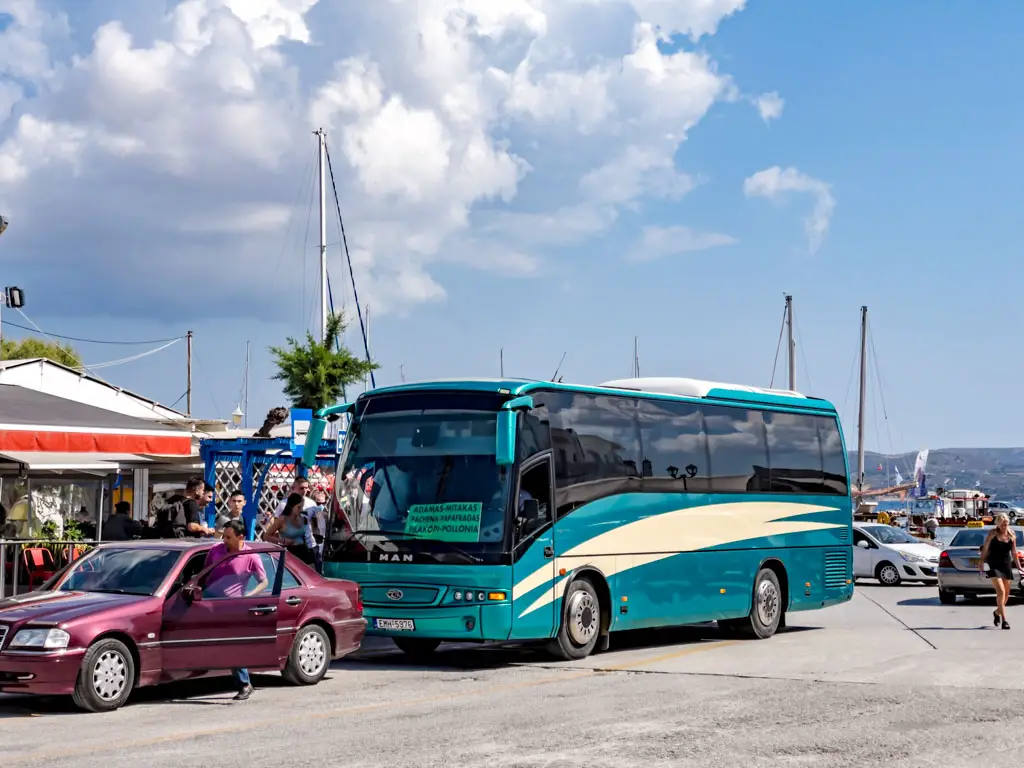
[23,547,57,589]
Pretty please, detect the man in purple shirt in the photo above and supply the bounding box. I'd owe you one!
[203,520,268,700]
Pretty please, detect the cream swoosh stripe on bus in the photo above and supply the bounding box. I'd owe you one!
[512,501,843,619]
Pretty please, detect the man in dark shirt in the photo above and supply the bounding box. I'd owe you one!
[157,477,214,538]
[103,501,143,541]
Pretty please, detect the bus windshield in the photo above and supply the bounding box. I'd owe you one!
[332,392,511,561]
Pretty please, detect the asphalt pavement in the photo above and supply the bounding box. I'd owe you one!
[3,582,1023,768]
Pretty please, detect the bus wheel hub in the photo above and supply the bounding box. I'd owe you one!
[567,590,598,645]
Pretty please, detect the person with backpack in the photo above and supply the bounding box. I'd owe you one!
[155,477,214,538]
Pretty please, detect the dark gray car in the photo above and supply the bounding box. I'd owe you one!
[937,526,1024,604]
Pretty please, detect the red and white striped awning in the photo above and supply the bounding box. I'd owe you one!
[0,384,192,457]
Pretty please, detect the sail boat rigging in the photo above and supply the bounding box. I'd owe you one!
[314,128,375,391]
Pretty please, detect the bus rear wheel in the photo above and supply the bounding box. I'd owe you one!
[726,567,784,640]
[393,638,441,660]
[548,578,603,660]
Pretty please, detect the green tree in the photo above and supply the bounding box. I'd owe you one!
[270,313,378,412]
[1,336,81,367]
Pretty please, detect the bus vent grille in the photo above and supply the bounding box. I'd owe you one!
[824,551,848,590]
[837,526,849,542]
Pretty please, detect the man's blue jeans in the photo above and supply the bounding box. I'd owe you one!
[231,668,250,689]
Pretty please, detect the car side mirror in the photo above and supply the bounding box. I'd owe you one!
[856,540,870,549]
[182,582,203,603]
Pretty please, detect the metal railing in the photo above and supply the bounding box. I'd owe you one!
[0,539,101,598]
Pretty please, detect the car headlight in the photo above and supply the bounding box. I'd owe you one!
[10,628,71,651]
[900,552,930,564]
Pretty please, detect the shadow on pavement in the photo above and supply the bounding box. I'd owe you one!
[343,622,820,673]
[0,672,298,717]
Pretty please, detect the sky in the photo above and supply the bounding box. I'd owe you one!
[0,0,1021,453]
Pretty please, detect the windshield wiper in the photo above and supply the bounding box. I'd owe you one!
[86,588,148,596]
[351,530,484,564]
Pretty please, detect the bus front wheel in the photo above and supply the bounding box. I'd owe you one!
[393,638,442,660]
[548,578,603,661]
[725,567,784,640]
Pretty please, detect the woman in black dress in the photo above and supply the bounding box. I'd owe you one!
[980,513,1018,629]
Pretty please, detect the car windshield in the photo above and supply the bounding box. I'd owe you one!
[951,529,1024,548]
[56,548,181,596]
[333,392,511,561]
[862,525,919,545]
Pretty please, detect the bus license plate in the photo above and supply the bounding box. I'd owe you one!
[375,618,415,631]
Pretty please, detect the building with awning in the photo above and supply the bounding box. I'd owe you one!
[0,384,196,539]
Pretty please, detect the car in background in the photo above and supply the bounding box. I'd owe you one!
[937,526,1024,604]
[988,500,1024,523]
[0,541,365,712]
[853,522,941,586]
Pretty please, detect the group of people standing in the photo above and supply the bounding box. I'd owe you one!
[150,475,329,568]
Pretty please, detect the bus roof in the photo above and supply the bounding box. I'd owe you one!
[356,376,837,413]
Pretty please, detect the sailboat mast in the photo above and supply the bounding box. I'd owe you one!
[316,128,328,344]
[243,340,250,429]
[785,294,795,390]
[856,305,868,493]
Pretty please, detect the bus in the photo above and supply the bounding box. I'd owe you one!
[302,377,853,660]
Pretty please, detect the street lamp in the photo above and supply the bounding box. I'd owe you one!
[231,405,244,427]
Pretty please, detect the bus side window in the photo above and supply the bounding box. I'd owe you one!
[517,459,553,541]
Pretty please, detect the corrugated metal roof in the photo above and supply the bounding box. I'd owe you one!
[0,384,188,433]
[0,358,186,417]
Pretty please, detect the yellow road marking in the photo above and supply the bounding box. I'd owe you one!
[599,639,739,671]
[8,641,734,764]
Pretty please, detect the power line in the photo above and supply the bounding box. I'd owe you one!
[3,318,185,346]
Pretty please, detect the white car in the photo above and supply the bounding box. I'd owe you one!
[853,522,940,586]
[988,500,1024,522]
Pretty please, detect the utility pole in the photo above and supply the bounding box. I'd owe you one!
[316,128,329,345]
[186,330,193,418]
[785,294,795,391]
[856,306,868,494]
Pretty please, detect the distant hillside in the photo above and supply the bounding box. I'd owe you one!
[850,448,1024,501]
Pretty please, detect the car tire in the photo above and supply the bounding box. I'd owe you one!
[547,578,603,660]
[876,561,902,586]
[730,568,785,640]
[72,638,135,713]
[938,589,957,605]
[282,624,331,686]
[393,638,442,660]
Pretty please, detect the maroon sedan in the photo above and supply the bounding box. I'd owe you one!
[0,540,365,712]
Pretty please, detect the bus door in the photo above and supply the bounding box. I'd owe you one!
[508,451,557,640]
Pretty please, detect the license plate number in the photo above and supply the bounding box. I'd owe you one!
[374,618,415,631]
[969,558,980,566]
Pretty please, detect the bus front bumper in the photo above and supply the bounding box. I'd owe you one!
[363,603,512,641]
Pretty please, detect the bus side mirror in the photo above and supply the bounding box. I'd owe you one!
[496,410,516,466]
[496,396,532,466]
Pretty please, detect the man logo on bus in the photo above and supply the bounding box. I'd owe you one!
[378,553,414,563]
[387,590,403,600]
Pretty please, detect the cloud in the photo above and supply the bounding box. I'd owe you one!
[753,91,784,122]
[743,165,836,252]
[0,0,774,321]
[626,225,737,262]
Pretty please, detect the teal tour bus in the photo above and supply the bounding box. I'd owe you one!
[302,377,854,660]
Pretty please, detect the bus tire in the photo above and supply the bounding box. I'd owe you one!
[734,568,784,640]
[393,638,442,660]
[548,578,603,660]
